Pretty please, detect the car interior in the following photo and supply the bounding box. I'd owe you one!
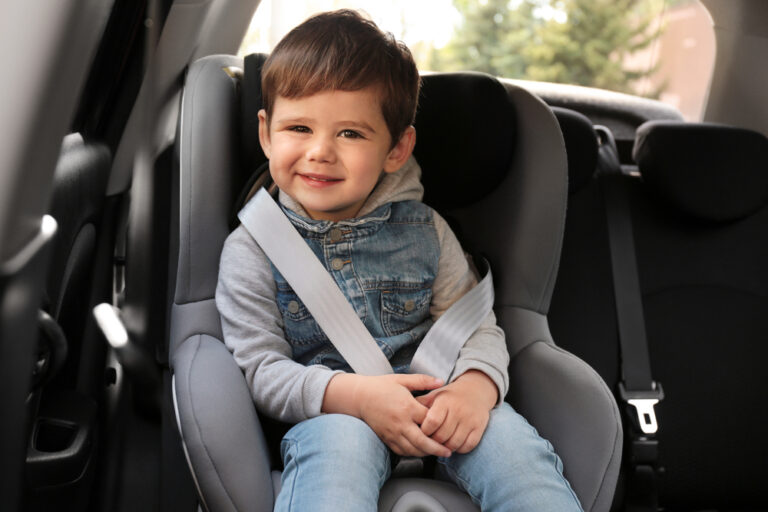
[0,0,766,511]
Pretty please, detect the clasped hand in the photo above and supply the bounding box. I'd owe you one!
[355,370,497,458]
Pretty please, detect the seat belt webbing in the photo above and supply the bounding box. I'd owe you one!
[240,188,393,376]
[409,259,494,381]
[602,175,663,433]
[601,172,663,512]
[239,188,494,382]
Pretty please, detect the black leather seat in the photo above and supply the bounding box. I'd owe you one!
[169,54,622,512]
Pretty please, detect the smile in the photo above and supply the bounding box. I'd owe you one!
[299,173,342,186]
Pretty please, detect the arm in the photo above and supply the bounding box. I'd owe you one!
[430,212,510,403]
[216,226,342,423]
[413,212,510,453]
[218,227,449,457]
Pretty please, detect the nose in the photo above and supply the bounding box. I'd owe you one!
[305,135,336,163]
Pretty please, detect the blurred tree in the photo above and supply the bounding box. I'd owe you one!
[525,0,659,93]
[431,0,662,95]
[429,0,542,77]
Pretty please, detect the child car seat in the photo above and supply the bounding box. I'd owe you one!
[169,54,622,512]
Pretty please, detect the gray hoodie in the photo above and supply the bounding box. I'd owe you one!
[216,157,509,423]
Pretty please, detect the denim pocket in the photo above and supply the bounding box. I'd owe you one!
[381,286,432,337]
[275,289,326,346]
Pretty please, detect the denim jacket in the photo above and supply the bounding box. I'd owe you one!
[217,157,509,423]
[271,200,439,373]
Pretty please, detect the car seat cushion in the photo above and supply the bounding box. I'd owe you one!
[633,121,768,222]
[414,72,516,211]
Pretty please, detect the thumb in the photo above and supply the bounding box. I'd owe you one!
[395,373,444,392]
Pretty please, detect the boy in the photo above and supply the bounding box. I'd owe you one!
[216,9,582,511]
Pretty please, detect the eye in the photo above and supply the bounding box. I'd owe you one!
[339,129,363,139]
[288,125,311,133]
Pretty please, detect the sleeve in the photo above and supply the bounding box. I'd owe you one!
[430,212,510,405]
[215,226,343,423]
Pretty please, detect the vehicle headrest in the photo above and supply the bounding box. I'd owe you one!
[413,72,516,211]
[633,121,768,222]
[551,107,598,195]
[241,53,269,174]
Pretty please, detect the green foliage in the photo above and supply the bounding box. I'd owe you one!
[430,0,542,77]
[431,0,662,96]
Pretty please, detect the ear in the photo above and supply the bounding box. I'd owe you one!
[383,126,416,174]
[258,109,272,159]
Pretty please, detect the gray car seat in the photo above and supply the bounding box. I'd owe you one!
[169,54,622,512]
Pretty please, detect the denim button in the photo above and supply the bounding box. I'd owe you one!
[329,227,343,242]
[287,300,300,314]
[404,299,415,312]
[331,258,344,270]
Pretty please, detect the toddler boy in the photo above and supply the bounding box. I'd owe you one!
[216,9,582,511]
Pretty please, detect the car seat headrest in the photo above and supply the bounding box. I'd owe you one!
[551,107,598,195]
[633,121,768,222]
[241,53,269,173]
[413,72,516,211]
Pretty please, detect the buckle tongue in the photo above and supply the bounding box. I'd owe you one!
[619,382,664,435]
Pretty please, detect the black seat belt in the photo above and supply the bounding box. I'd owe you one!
[596,126,663,512]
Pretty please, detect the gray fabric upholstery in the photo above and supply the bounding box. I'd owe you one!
[173,332,273,512]
[176,54,242,305]
[447,86,621,511]
[170,55,622,511]
[378,479,477,512]
[501,309,623,512]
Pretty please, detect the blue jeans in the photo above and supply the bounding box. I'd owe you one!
[274,402,583,511]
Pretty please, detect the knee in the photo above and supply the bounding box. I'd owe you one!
[451,403,559,470]
[283,414,388,465]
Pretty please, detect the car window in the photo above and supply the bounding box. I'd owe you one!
[238,0,714,121]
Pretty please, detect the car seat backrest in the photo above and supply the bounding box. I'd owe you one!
[551,107,599,196]
[550,118,768,508]
[631,121,768,507]
[414,73,566,317]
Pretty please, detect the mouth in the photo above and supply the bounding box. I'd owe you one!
[298,172,342,185]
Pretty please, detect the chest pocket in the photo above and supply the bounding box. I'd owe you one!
[275,287,326,346]
[381,286,432,337]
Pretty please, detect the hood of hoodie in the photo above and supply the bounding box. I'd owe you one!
[278,155,424,220]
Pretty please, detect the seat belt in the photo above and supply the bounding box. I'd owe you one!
[596,126,663,512]
[238,187,494,382]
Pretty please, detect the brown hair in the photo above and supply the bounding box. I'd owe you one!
[261,9,420,146]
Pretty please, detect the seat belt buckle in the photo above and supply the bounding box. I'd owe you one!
[619,381,664,435]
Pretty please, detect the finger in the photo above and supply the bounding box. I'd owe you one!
[408,401,431,425]
[445,423,472,453]
[395,374,444,392]
[405,425,451,458]
[457,429,482,454]
[431,412,459,445]
[393,435,428,458]
[421,402,448,436]
[414,390,438,408]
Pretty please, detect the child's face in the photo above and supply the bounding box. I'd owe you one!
[258,87,415,221]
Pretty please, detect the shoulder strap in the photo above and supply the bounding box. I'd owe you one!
[597,126,663,512]
[239,188,393,376]
[238,188,495,382]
